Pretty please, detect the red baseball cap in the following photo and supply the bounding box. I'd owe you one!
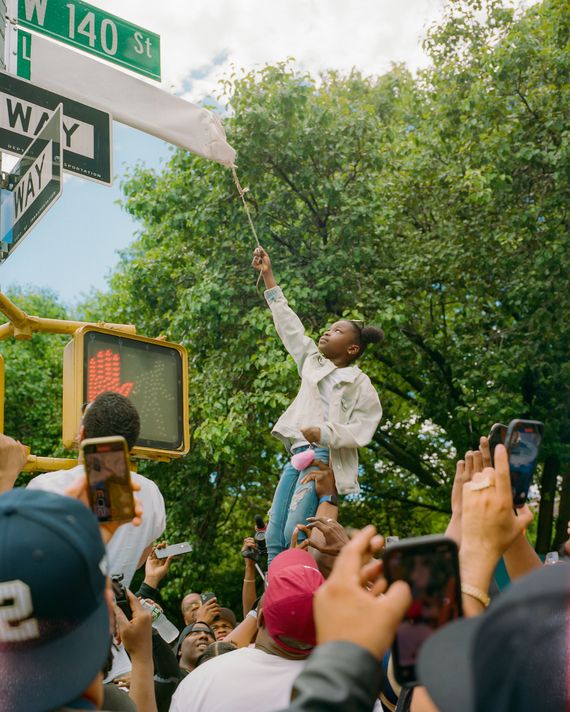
[263,548,325,654]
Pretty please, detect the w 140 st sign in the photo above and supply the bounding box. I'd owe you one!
[18,0,161,80]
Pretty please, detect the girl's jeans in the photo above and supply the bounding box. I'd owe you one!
[266,446,329,564]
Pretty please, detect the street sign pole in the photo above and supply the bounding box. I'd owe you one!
[0,101,62,259]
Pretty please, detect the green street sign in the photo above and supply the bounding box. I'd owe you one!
[18,0,161,81]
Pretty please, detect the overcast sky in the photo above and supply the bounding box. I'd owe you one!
[95,0,445,97]
[0,0,446,305]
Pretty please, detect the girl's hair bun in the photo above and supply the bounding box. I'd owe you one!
[360,326,384,346]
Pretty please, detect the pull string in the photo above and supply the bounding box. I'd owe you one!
[232,166,261,247]
[231,166,263,293]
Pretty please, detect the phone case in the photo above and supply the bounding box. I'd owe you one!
[384,535,463,688]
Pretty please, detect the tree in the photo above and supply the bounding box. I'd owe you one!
[3,0,567,610]
[0,289,70,460]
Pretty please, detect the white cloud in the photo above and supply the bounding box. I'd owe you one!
[92,0,446,101]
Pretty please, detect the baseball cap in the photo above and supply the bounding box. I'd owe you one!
[417,563,569,712]
[0,488,111,712]
[263,548,325,654]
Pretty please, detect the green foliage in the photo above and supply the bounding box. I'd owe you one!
[3,0,569,608]
[0,289,69,459]
[89,0,570,601]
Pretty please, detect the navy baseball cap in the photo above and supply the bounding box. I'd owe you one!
[0,488,111,712]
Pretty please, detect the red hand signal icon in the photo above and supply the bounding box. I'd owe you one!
[87,349,134,402]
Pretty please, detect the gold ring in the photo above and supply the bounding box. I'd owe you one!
[468,476,495,492]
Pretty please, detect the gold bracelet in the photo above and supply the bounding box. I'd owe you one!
[461,583,490,608]
[243,578,255,583]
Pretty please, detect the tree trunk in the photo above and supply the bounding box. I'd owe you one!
[553,467,570,552]
[534,454,558,555]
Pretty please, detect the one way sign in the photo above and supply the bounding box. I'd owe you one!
[1,104,62,260]
[0,71,112,185]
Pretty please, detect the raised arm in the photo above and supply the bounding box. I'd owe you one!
[252,247,318,371]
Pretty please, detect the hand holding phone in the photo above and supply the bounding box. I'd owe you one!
[383,536,463,687]
[504,420,544,508]
[112,575,132,620]
[461,444,533,572]
[82,436,135,523]
[155,542,193,559]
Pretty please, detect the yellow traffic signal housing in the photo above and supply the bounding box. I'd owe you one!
[63,325,189,459]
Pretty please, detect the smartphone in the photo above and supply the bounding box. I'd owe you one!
[487,423,507,466]
[383,535,463,687]
[504,419,544,508]
[200,591,216,604]
[155,542,193,559]
[111,575,132,620]
[82,436,135,523]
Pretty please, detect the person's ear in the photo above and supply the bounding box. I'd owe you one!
[347,344,360,357]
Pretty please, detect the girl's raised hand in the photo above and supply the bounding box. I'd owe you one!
[252,246,272,273]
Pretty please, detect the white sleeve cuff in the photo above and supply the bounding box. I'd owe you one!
[264,285,283,304]
[319,425,332,447]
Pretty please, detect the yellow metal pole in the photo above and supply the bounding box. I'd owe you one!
[0,292,32,338]
[23,456,78,473]
[0,290,139,469]
[0,323,14,340]
[0,291,138,340]
[31,317,137,336]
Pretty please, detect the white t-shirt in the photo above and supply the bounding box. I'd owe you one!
[169,646,305,712]
[27,464,166,587]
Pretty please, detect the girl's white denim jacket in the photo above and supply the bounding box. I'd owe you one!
[265,286,382,495]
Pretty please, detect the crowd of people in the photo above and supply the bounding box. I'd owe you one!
[0,247,567,711]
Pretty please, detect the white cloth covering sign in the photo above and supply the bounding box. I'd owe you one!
[24,32,236,166]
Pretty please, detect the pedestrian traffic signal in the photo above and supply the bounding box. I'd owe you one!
[63,326,189,459]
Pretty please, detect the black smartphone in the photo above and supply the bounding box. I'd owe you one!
[504,419,544,508]
[200,591,216,604]
[111,575,132,620]
[383,535,463,688]
[488,423,507,466]
[155,542,193,559]
[82,436,135,523]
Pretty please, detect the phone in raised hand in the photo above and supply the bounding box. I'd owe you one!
[383,535,463,687]
[82,436,134,523]
[504,419,544,508]
[155,542,193,559]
